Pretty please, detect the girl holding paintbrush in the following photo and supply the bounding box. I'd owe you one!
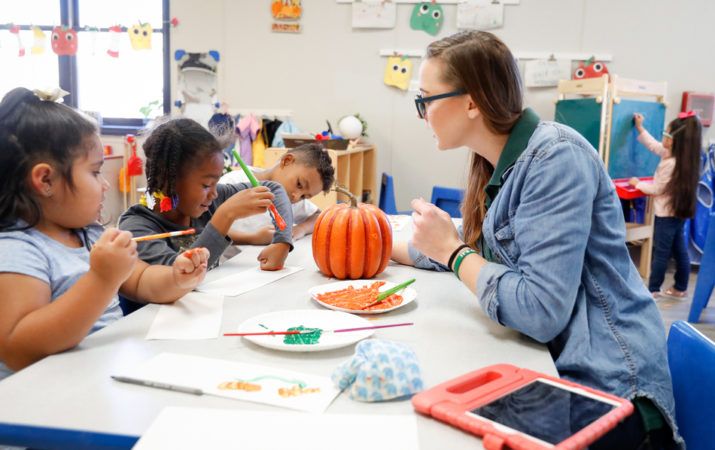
[0,88,210,380]
[118,118,293,273]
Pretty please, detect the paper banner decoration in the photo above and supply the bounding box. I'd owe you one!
[271,0,302,20]
[456,0,504,30]
[31,27,46,55]
[572,57,609,80]
[128,22,152,50]
[9,24,26,57]
[51,26,77,56]
[409,2,443,36]
[352,1,397,29]
[524,59,571,88]
[107,25,121,58]
[84,26,99,55]
[384,55,413,91]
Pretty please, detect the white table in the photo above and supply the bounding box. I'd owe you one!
[0,221,556,449]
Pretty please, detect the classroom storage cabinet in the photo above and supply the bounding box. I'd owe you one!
[555,75,668,279]
[264,145,376,211]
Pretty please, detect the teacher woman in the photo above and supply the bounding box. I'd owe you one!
[392,30,680,449]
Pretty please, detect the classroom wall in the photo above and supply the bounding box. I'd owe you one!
[164,0,714,211]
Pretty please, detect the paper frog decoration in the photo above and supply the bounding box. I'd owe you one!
[384,55,413,91]
[410,2,444,36]
[572,57,609,80]
[128,22,152,50]
[332,339,424,402]
[51,26,77,56]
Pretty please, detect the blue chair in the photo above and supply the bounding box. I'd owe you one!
[378,173,410,215]
[667,320,715,449]
[431,186,465,218]
[689,212,715,323]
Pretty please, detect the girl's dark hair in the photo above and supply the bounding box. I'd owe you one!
[287,143,335,193]
[143,118,222,197]
[667,116,702,219]
[425,31,523,249]
[0,87,98,230]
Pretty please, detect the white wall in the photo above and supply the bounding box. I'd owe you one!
[168,0,715,210]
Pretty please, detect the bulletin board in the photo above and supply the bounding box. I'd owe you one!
[554,98,602,151]
[607,99,665,179]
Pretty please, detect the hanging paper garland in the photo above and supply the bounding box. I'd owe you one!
[383,55,412,91]
[31,26,46,55]
[128,22,152,50]
[410,2,444,36]
[51,26,77,56]
[9,24,26,57]
[107,25,121,58]
[84,26,99,55]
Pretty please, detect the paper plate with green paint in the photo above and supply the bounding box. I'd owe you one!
[236,310,374,352]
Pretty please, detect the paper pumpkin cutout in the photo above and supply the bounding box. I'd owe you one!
[572,57,609,80]
[128,22,152,50]
[31,27,46,55]
[9,25,26,57]
[51,26,77,56]
[107,25,121,58]
[271,0,302,20]
[384,56,412,91]
[410,2,444,36]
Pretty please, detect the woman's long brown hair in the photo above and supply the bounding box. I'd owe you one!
[666,116,702,219]
[425,31,523,249]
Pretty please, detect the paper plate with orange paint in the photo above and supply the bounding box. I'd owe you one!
[309,280,417,315]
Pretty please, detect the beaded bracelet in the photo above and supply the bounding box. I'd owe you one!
[453,249,477,280]
[447,244,470,271]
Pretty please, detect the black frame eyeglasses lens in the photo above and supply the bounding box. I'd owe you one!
[414,89,467,119]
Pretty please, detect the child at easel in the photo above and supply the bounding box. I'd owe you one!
[630,111,702,298]
[0,87,209,380]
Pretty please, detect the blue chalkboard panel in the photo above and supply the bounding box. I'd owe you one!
[608,99,665,179]
[554,98,602,151]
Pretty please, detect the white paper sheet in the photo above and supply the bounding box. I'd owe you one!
[115,353,340,413]
[196,266,303,297]
[145,292,223,340]
[134,407,420,450]
[352,1,397,29]
[524,59,572,87]
[457,0,504,30]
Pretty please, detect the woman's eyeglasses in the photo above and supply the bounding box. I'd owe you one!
[414,89,467,119]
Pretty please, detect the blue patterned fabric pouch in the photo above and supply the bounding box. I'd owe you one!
[332,339,423,402]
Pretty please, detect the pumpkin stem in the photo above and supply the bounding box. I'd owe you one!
[334,185,358,207]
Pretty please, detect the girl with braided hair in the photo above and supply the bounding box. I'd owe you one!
[118,118,293,277]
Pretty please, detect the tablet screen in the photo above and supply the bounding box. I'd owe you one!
[466,379,617,445]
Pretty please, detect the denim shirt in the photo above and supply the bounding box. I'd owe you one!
[409,119,682,446]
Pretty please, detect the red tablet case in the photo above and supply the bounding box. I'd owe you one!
[412,364,633,450]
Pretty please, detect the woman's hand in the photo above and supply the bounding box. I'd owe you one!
[410,198,463,266]
[172,247,209,289]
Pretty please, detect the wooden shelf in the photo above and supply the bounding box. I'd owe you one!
[263,145,377,211]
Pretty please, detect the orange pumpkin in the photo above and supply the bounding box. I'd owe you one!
[312,187,392,279]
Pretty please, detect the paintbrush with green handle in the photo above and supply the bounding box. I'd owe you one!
[230,148,287,231]
[362,278,416,310]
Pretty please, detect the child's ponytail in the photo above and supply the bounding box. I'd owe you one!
[667,115,702,219]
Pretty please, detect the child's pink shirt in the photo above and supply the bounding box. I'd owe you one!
[634,129,676,217]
